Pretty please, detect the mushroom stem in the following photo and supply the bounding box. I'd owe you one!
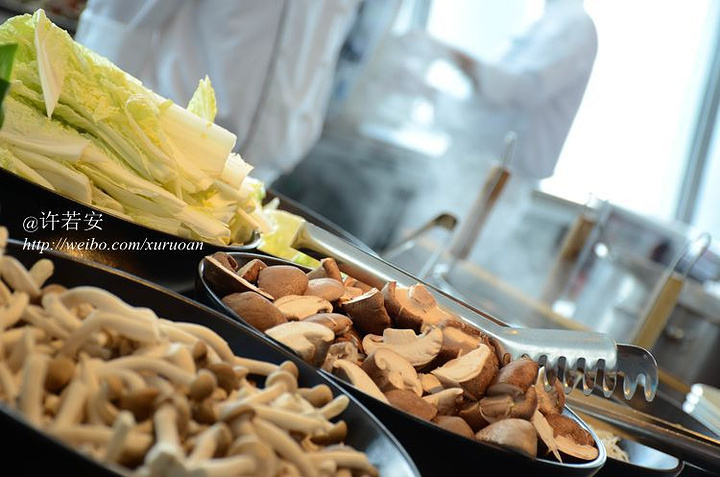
[0,278,12,305]
[0,360,17,403]
[218,372,296,421]
[51,424,152,457]
[187,423,231,463]
[0,326,45,351]
[309,449,378,477]
[19,352,49,425]
[103,411,135,463]
[232,357,279,376]
[158,321,199,345]
[21,305,69,340]
[94,366,146,391]
[317,395,349,420]
[1,256,42,297]
[185,455,256,477]
[164,343,196,374]
[0,292,30,330]
[88,385,119,426]
[60,287,158,324]
[252,405,333,435]
[101,356,195,387]
[62,312,162,356]
[168,322,234,362]
[41,293,82,332]
[29,259,54,289]
[8,326,36,372]
[145,403,185,474]
[298,385,334,408]
[52,378,89,428]
[253,418,318,477]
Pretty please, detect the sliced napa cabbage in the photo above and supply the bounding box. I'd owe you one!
[187,75,217,122]
[0,10,271,246]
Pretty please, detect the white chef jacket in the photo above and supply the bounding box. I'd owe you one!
[470,0,598,180]
[75,0,359,183]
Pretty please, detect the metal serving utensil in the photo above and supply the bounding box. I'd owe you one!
[285,219,659,401]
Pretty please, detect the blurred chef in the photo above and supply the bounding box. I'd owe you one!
[75,0,360,184]
[456,0,597,181]
[448,0,598,270]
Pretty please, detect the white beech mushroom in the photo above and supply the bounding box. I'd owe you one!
[103,410,136,464]
[18,352,49,425]
[0,292,30,330]
[0,256,42,297]
[228,435,278,477]
[309,446,379,477]
[29,259,54,289]
[252,417,318,477]
[0,248,378,476]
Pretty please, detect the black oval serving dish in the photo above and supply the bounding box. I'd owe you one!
[578,412,684,477]
[196,252,608,477]
[2,240,421,477]
[0,168,371,296]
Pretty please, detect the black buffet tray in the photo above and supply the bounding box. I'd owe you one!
[0,168,371,296]
[196,252,609,477]
[2,240,421,477]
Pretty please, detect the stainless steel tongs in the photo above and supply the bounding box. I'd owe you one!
[286,220,659,402]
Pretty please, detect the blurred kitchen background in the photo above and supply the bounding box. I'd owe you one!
[8,0,719,427]
[275,0,720,404]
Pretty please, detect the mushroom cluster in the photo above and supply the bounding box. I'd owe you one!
[207,252,599,463]
[0,231,378,477]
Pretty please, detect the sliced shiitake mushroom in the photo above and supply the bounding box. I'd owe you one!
[362,327,442,368]
[274,295,333,321]
[236,258,267,283]
[479,385,537,422]
[382,282,451,331]
[434,415,474,439]
[342,288,391,336]
[384,389,438,422]
[321,342,361,372]
[302,313,352,335]
[488,356,538,395]
[257,265,309,299]
[203,256,273,299]
[305,278,345,302]
[545,413,599,461]
[431,344,498,400]
[265,321,334,367]
[210,252,239,272]
[361,348,422,396]
[306,258,342,282]
[221,292,287,332]
[332,359,388,404]
[536,368,566,415]
[475,418,538,457]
